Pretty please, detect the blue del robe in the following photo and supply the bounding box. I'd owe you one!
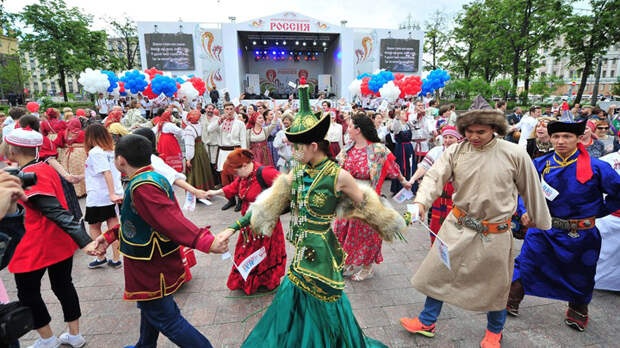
[513,149,620,304]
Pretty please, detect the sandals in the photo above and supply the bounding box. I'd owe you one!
[351,267,374,281]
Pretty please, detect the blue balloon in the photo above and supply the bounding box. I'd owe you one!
[357,73,371,80]
[151,75,178,97]
[101,70,118,93]
[419,69,451,95]
[175,77,185,84]
[120,70,148,94]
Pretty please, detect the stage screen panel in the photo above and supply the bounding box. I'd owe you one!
[379,38,419,73]
[144,33,195,71]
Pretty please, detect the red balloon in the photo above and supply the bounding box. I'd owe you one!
[144,68,163,80]
[188,77,207,96]
[394,73,405,81]
[360,76,372,96]
[143,83,158,99]
[118,81,126,93]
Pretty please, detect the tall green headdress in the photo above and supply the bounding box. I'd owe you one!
[285,77,330,144]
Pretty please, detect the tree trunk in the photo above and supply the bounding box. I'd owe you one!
[59,69,68,102]
[574,58,592,105]
[432,35,437,70]
[511,54,520,100]
[125,36,132,70]
[523,51,533,105]
[591,56,602,105]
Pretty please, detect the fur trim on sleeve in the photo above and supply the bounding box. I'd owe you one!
[249,174,291,236]
[336,182,406,242]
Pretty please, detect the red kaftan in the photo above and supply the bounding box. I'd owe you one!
[334,146,401,266]
[222,162,286,295]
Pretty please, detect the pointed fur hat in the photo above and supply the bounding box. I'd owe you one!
[456,95,508,136]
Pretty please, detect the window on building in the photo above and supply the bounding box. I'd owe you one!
[611,71,616,78]
[602,71,607,78]
[68,82,74,93]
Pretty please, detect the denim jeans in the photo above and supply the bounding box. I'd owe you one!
[134,295,212,348]
[418,296,507,334]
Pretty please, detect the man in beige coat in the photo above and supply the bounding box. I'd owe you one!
[400,97,552,348]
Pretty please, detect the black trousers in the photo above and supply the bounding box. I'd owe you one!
[14,256,81,329]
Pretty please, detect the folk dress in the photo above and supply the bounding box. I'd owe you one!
[53,130,87,197]
[157,122,184,172]
[334,143,400,266]
[222,163,286,294]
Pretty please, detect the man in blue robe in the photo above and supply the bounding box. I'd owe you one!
[507,121,620,331]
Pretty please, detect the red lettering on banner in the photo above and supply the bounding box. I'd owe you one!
[269,21,310,32]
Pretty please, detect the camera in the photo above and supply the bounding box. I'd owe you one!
[4,168,37,188]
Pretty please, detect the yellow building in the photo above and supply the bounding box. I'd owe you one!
[0,35,18,55]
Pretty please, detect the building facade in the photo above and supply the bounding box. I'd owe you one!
[536,41,620,97]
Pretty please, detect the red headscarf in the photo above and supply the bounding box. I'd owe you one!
[45,108,59,119]
[186,110,201,124]
[157,111,172,133]
[105,110,123,128]
[223,148,254,175]
[66,118,84,145]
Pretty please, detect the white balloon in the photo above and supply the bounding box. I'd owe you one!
[178,81,199,100]
[348,79,362,97]
[378,80,401,102]
[78,68,110,94]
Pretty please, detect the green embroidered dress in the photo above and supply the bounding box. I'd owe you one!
[235,157,387,348]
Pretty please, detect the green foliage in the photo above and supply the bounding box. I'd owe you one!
[18,0,110,102]
[613,77,620,96]
[108,16,140,71]
[562,0,620,104]
[469,78,494,100]
[423,10,449,71]
[529,75,565,99]
[0,55,28,96]
[39,100,94,110]
[492,79,512,100]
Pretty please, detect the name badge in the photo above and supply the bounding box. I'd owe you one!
[541,177,559,201]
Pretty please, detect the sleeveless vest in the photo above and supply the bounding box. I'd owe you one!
[119,170,180,260]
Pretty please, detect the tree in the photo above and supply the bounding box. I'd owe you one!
[612,77,620,96]
[0,55,28,98]
[530,75,564,99]
[0,0,19,37]
[554,0,619,105]
[492,78,512,100]
[19,0,110,101]
[423,10,449,71]
[108,16,140,71]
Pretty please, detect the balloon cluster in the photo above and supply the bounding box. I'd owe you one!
[78,68,110,94]
[351,70,425,100]
[26,101,39,113]
[101,70,119,92]
[120,70,149,95]
[150,75,178,98]
[420,69,451,96]
[77,67,208,100]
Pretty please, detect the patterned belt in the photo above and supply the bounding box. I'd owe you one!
[551,216,595,238]
[452,206,510,236]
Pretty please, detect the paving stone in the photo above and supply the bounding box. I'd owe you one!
[5,185,619,347]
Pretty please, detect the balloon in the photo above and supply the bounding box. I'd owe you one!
[150,75,178,98]
[378,80,401,102]
[178,81,199,100]
[175,77,186,85]
[101,70,119,92]
[187,76,207,96]
[143,83,158,99]
[357,73,372,80]
[360,76,372,96]
[112,81,127,96]
[144,68,163,80]
[78,68,110,94]
[348,79,362,97]
[394,73,405,81]
[420,69,451,96]
[26,101,39,113]
[368,70,395,93]
[120,70,149,94]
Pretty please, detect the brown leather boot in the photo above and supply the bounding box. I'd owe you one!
[506,280,524,317]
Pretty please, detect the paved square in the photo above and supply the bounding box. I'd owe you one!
[4,186,619,347]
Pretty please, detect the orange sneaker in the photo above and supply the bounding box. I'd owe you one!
[480,329,502,348]
[399,317,436,337]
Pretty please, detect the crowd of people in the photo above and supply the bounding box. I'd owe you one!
[0,83,618,348]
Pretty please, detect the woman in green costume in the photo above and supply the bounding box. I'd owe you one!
[219,77,406,348]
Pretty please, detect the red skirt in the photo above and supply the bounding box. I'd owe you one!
[429,182,454,245]
[227,220,286,295]
[334,218,383,266]
[157,133,183,172]
[249,140,273,166]
[329,142,341,158]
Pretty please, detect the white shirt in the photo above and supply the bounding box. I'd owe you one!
[96,98,108,114]
[208,116,246,148]
[151,154,186,186]
[420,146,445,171]
[84,146,123,207]
[201,115,220,145]
[183,123,201,161]
[325,122,343,149]
[516,114,538,147]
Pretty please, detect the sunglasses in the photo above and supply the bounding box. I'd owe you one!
[597,127,609,130]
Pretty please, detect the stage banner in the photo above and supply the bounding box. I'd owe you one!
[144,33,195,71]
[380,38,420,73]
